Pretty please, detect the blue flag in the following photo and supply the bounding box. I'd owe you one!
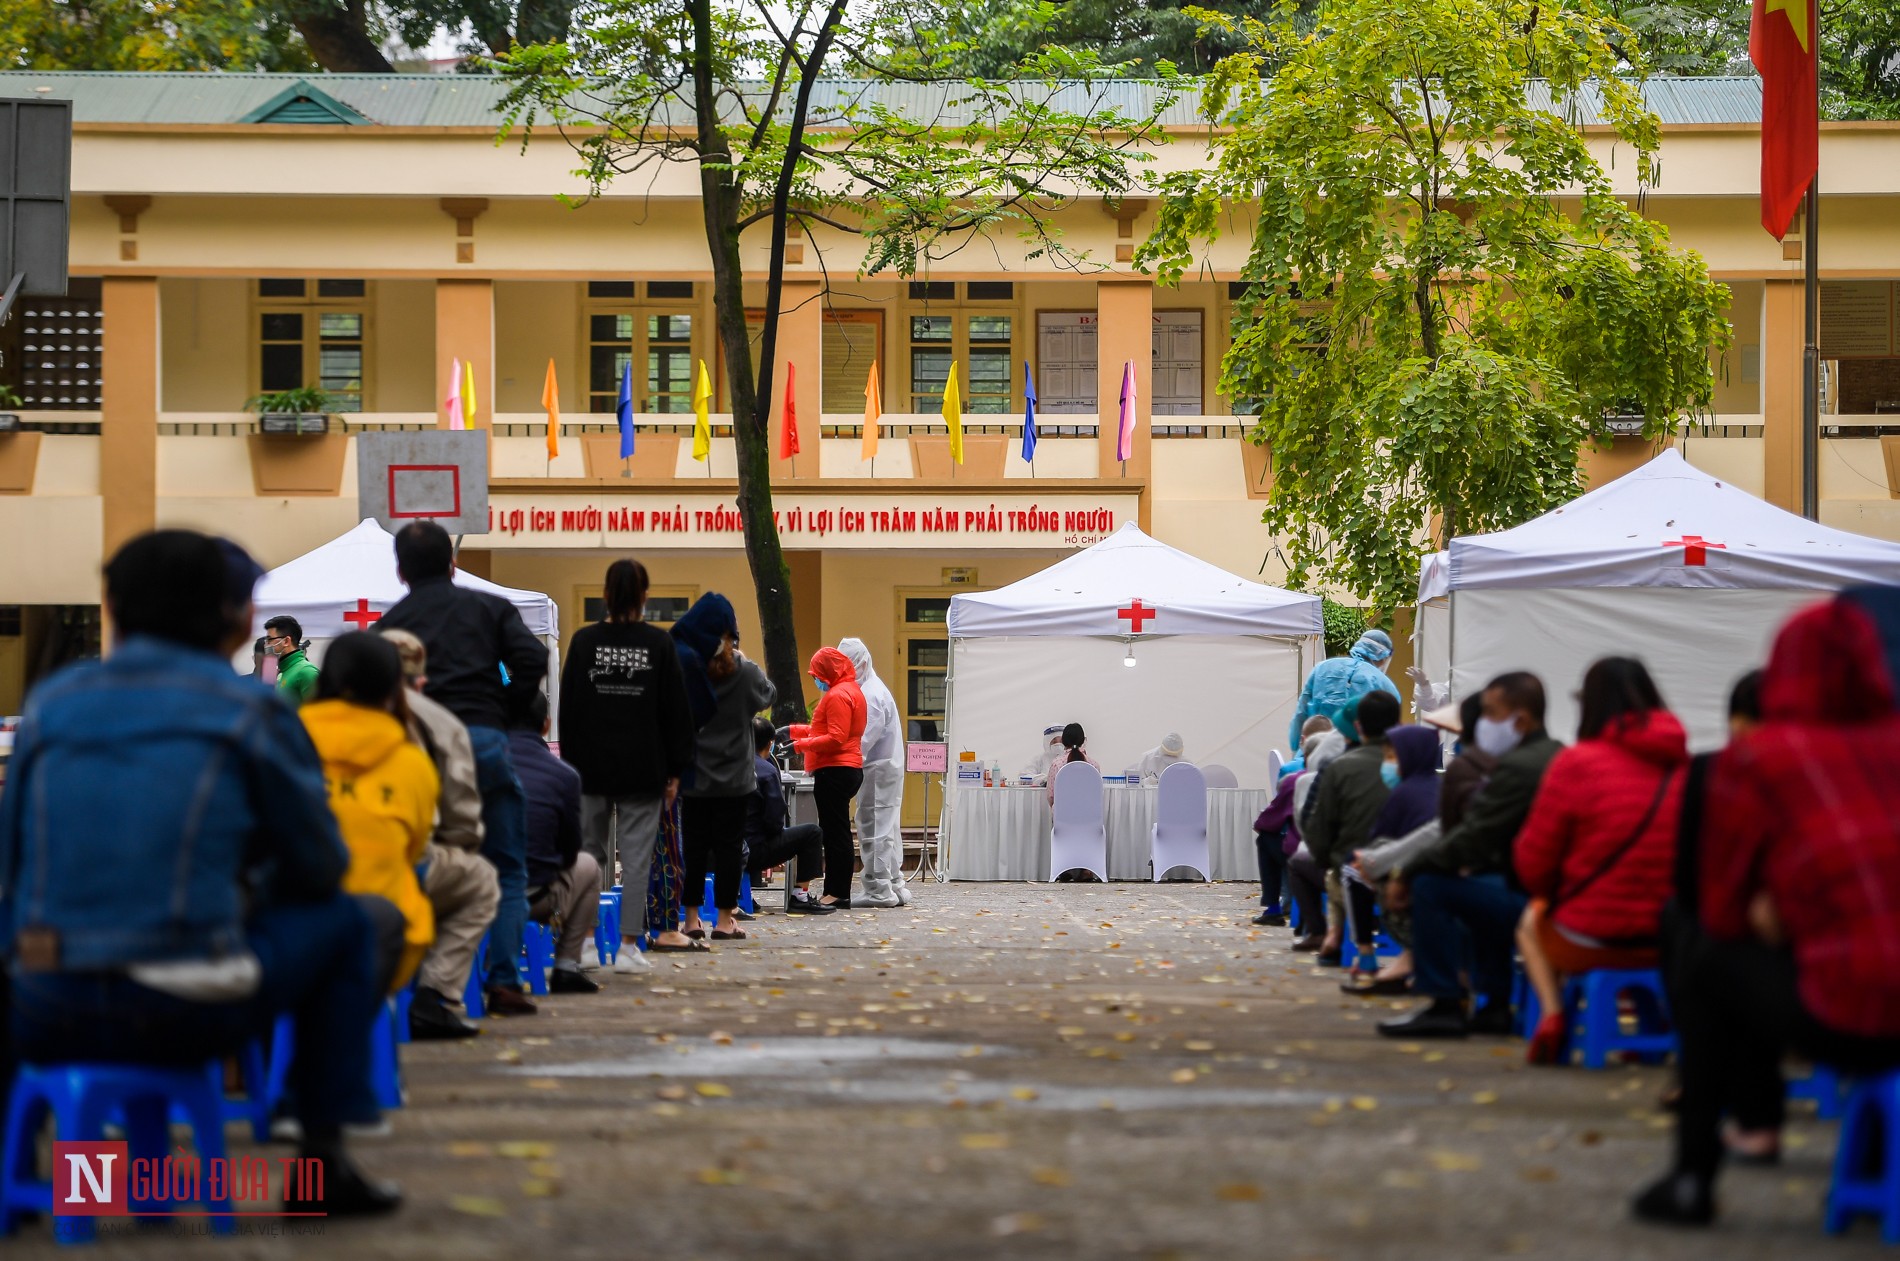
[1021,359,1038,463]
[616,356,635,458]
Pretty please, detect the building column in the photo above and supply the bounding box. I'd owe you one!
[435,279,494,429]
[1096,277,1153,528]
[1760,278,1802,512]
[772,278,823,482]
[100,276,160,562]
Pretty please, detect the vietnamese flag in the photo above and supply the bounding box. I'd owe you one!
[779,361,801,460]
[1750,0,1818,240]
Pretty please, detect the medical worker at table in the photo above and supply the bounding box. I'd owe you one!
[1288,629,1401,750]
[840,638,910,908]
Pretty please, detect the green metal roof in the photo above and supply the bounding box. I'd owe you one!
[0,70,1767,129]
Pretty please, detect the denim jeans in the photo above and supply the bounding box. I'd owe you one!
[1410,871,1526,1004]
[10,892,381,1139]
[466,725,529,993]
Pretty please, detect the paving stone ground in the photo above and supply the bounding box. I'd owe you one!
[9,883,1883,1259]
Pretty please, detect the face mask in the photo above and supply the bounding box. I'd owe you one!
[814,679,829,693]
[1474,716,1524,758]
[1379,763,1402,790]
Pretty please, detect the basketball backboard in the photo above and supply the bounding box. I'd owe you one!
[0,98,72,322]
[355,430,490,535]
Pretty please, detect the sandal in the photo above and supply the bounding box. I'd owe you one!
[710,928,748,941]
[684,928,706,940]
[1340,975,1412,997]
[651,940,710,953]
[1527,1011,1568,1065]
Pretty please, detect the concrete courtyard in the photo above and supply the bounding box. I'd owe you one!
[8,882,1880,1259]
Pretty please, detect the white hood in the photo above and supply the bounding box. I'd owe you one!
[839,637,902,765]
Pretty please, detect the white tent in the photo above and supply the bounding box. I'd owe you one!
[945,523,1323,789]
[250,520,561,713]
[1417,449,1900,749]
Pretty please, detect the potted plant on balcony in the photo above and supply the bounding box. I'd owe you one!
[246,387,332,435]
[0,385,22,432]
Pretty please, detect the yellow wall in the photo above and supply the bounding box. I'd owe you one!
[495,280,582,413]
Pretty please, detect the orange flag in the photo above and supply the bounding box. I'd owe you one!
[1751,0,1818,239]
[779,362,801,460]
[541,358,560,459]
[861,362,882,460]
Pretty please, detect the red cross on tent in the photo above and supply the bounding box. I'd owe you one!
[1664,535,1728,567]
[1117,599,1158,633]
[343,598,383,630]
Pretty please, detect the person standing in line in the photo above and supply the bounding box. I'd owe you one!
[559,558,697,970]
[377,521,548,1017]
[839,638,908,908]
[264,614,320,707]
[790,647,866,909]
[511,691,602,993]
[379,628,500,1040]
[674,594,775,935]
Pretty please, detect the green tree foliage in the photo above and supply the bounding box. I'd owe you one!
[1,0,315,71]
[1139,0,1731,613]
[875,0,1289,76]
[497,0,1174,721]
[1320,598,1368,657]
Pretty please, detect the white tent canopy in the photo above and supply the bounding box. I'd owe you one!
[1417,450,1900,749]
[945,524,1323,792]
[251,518,558,642]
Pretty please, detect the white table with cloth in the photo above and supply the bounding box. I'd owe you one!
[941,782,1270,881]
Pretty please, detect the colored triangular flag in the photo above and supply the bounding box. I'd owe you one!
[462,359,478,429]
[943,360,963,465]
[1750,0,1818,239]
[1116,359,1138,463]
[444,357,465,430]
[862,362,882,461]
[1021,359,1039,463]
[780,362,801,460]
[691,359,713,462]
[616,358,634,459]
[541,358,560,459]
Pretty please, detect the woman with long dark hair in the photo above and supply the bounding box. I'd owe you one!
[1514,657,1688,1064]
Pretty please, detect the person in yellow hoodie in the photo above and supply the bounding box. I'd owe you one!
[300,632,441,993]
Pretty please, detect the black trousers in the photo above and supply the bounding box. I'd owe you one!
[682,794,749,912]
[1672,933,1900,1180]
[746,822,824,881]
[1287,848,1327,937]
[1255,832,1287,908]
[812,766,864,900]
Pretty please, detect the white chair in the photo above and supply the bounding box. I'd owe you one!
[1048,760,1107,882]
[1150,761,1210,881]
[1202,763,1240,789]
[1268,748,1286,783]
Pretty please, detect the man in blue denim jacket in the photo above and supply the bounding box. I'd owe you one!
[0,530,401,1217]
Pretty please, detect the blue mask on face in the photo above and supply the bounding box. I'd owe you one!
[1379,763,1402,790]
[814,679,829,693]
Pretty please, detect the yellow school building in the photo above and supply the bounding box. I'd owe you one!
[2,70,1899,759]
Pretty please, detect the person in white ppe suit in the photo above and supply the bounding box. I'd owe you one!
[1132,732,1187,784]
[1024,724,1066,785]
[838,638,909,908]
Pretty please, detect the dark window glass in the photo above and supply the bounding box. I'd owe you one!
[907,671,946,717]
[591,345,631,395]
[588,281,637,298]
[966,281,1013,301]
[645,595,691,624]
[260,343,303,390]
[316,279,366,298]
[647,281,694,299]
[258,279,305,298]
[260,313,304,341]
[904,597,951,624]
[907,640,947,668]
[590,314,632,341]
[907,281,955,301]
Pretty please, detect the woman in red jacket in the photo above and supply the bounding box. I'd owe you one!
[1515,657,1688,1065]
[789,647,866,907]
[1635,599,1900,1228]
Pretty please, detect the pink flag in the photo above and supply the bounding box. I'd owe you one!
[444,357,465,430]
[1116,359,1137,462]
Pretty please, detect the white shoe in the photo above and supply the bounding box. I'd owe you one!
[579,940,600,970]
[614,945,652,973]
[894,882,914,906]
[853,892,901,909]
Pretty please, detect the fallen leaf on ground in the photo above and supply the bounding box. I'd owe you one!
[1350,1097,1378,1112]
[446,1142,491,1158]
[1215,1183,1262,1202]
[961,1133,1010,1150]
[1472,1091,1499,1105]
[1030,1167,1071,1187]
[1520,1166,1558,1183]
[1170,1069,1198,1084]
[1011,1088,1040,1101]
[525,1079,560,1091]
[450,1196,508,1217]
[497,1142,553,1160]
[1428,1151,1483,1172]
[520,1179,558,1198]
[990,1212,1044,1236]
[695,1082,732,1098]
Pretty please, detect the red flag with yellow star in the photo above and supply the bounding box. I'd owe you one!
[1750,0,1817,240]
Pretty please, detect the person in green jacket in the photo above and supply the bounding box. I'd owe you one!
[265,614,321,706]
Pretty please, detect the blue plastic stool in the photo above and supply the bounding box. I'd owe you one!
[519,922,553,997]
[392,987,414,1046]
[1525,968,1674,1069]
[368,999,403,1111]
[1827,1071,1900,1243]
[694,872,756,925]
[464,933,488,1018]
[595,890,622,964]
[1288,896,1302,933]
[1792,1064,1852,1121]
[2,1063,236,1241]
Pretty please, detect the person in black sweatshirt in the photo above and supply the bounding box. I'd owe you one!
[558,558,697,970]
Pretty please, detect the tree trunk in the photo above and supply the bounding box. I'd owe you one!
[514,0,575,46]
[288,1,394,72]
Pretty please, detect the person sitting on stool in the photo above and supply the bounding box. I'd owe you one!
[745,717,831,914]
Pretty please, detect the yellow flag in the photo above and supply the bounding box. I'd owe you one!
[942,359,963,465]
[861,361,882,461]
[541,359,560,458]
[691,359,713,462]
[462,360,478,428]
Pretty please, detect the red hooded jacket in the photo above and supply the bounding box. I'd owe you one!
[790,647,866,771]
[1514,708,1688,944]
